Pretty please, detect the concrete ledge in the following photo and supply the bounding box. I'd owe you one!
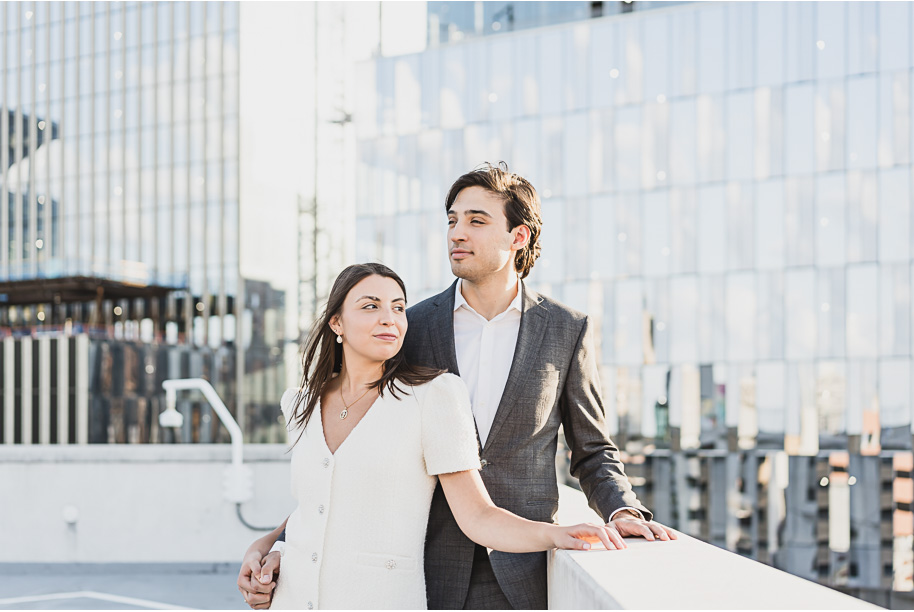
[549,487,880,610]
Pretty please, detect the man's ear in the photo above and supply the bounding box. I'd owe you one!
[511,225,531,252]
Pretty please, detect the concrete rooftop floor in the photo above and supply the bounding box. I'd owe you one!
[0,563,248,610]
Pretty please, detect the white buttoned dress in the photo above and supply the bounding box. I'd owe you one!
[270,373,481,610]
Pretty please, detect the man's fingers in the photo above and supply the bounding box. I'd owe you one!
[651,523,670,541]
[655,522,677,540]
[608,519,635,537]
[244,590,272,607]
[612,517,681,542]
[247,576,274,595]
[241,570,273,595]
[238,558,260,591]
[639,522,655,541]
[260,551,281,584]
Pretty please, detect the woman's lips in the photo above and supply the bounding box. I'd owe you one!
[375,334,398,341]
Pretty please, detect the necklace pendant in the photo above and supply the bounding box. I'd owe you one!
[339,409,348,420]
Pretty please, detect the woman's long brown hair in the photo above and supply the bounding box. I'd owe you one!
[290,263,443,435]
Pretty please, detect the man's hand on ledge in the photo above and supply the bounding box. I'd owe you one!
[238,550,280,609]
[608,510,677,542]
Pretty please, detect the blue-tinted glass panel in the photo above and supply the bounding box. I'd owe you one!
[697,7,724,94]
[816,2,846,80]
[784,84,814,175]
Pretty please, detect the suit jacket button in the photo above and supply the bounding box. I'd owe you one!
[480,459,488,468]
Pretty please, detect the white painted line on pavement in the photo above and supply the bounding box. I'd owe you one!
[0,590,195,609]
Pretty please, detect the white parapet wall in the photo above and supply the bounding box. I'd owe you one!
[549,485,880,610]
[0,445,886,609]
[0,444,294,563]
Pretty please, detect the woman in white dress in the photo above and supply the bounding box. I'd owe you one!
[241,263,618,610]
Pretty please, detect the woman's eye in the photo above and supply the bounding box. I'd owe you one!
[363,304,377,309]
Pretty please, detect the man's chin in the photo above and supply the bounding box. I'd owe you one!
[450,262,475,280]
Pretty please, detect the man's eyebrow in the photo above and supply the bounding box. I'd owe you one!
[447,209,493,218]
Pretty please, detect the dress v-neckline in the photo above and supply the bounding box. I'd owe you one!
[317,394,382,456]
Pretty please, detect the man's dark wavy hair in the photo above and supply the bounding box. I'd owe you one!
[444,162,543,279]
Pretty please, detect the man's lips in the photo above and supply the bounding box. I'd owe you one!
[451,249,471,259]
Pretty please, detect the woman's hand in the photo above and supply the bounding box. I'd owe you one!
[550,522,627,551]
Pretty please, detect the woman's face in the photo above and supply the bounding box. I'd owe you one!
[330,275,408,366]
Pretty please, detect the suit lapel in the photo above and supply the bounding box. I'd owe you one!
[482,282,548,452]
[429,281,460,375]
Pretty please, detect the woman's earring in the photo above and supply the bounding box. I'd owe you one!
[336,334,343,344]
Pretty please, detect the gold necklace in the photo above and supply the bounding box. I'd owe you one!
[339,382,373,420]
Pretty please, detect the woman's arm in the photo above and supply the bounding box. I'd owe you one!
[237,517,288,609]
[244,518,287,561]
[438,471,625,553]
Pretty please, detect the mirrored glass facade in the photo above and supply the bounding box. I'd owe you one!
[0,2,294,444]
[426,1,691,45]
[357,2,914,603]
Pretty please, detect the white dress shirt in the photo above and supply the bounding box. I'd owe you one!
[453,279,522,448]
[452,279,645,522]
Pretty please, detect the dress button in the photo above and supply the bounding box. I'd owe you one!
[312,552,318,563]
[321,458,330,468]
[307,602,313,610]
[318,504,325,514]
[385,560,397,570]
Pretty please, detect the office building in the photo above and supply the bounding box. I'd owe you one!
[353,2,914,604]
[0,2,355,444]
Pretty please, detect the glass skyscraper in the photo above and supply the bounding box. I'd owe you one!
[354,1,914,604]
[0,2,316,446]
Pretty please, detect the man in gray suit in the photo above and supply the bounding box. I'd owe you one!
[405,163,673,609]
[239,163,673,609]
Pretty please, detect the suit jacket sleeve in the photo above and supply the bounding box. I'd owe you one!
[560,315,653,522]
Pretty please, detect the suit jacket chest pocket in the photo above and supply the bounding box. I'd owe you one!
[528,369,560,425]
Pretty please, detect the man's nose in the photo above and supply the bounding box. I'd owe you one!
[450,223,467,241]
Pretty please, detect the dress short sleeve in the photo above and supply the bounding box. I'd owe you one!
[418,373,481,476]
